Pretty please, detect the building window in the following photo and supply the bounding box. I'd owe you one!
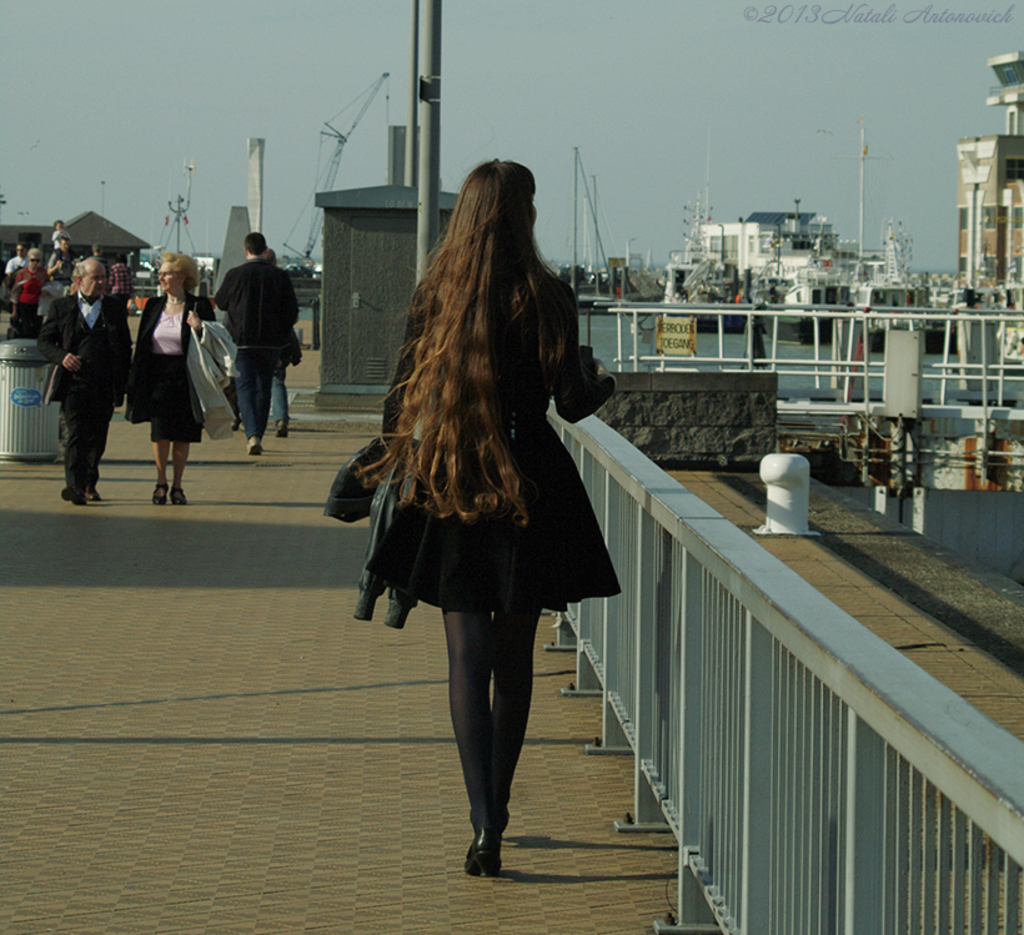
[1015,206,1023,229]
[984,207,997,229]
[996,61,1024,87]
[1007,158,1024,181]
[960,207,968,231]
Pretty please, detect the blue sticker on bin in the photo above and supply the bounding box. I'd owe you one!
[11,388,43,407]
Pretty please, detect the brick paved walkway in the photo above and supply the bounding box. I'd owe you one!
[1,417,676,935]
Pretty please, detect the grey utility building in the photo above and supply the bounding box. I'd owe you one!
[314,185,456,406]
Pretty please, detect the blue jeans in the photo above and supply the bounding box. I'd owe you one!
[234,347,279,440]
[271,367,289,426]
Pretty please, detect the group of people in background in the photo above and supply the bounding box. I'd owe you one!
[2,226,300,506]
[3,222,136,340]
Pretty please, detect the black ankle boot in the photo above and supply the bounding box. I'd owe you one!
[464,827,502,877]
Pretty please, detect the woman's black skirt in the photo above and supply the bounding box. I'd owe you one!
[146,354,202,443]
[366,420,620,614]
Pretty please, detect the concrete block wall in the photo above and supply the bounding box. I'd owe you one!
[596,371,778,469]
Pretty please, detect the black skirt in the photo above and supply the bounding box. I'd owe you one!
[366,420,620,614]
[145,354,202,443]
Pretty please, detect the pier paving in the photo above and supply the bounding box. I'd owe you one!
[0,414,675,935]
[6,325,1024,933]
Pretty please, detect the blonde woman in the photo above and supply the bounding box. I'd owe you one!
[126,252,215,505]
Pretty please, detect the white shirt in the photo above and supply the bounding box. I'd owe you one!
[78,296,102,329]
[5,256,28,276]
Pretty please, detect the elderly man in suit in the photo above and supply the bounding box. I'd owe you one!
[37,258,133,504]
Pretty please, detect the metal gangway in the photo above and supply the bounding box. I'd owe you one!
[550,409,1024,934]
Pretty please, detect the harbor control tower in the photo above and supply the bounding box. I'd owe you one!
[987,52,1024,135]
[956,53,1024,289]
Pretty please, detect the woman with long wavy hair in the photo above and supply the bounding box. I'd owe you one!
[362,160,620,877]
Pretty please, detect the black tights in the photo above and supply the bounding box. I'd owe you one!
[443,610,540,833]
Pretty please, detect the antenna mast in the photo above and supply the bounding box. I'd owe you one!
[167,159,196,254]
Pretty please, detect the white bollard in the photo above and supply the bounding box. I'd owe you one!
[755,453,817,536]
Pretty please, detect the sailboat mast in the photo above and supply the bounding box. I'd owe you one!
[572,147,579,298]
[859,121,865,273]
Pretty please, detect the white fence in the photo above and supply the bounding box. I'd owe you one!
[552,410,1024,934]
[606,303,1024,419]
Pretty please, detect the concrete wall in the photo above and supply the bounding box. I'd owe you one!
[846,485,1024,582]
[596,370,778,469]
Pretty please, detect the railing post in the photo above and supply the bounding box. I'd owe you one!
[599,478,629,751]
[628,502,670,829]
[564,439,602,697]
[740,614,773,933]
[677,546,706,920]
[980,317,990,487]
[844,710,886,935]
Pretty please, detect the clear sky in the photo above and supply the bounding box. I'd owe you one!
[0,0,1015,272]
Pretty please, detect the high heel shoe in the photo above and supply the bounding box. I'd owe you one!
[464,827,501,877]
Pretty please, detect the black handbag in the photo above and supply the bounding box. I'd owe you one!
[323,438,386,523]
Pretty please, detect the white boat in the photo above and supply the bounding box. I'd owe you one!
[856,222,929,308]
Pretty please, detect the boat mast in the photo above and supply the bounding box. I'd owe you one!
[859,119,865,275]
[572,147,579,298]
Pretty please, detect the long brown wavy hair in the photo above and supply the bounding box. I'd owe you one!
[361,160,573,526]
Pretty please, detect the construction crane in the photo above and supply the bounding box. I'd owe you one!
[286,72,390,260]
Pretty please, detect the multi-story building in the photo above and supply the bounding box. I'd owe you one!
[957,52,1024,288]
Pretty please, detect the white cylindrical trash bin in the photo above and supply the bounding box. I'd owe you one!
[0,339,60,461]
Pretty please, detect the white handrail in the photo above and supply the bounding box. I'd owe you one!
[553,409,1024,934]
[608,303,1024,413]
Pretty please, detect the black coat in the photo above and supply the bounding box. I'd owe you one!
[365,281,621,615]
[125,293,216,424]
[37,294,133,406]
[213,257,298,348]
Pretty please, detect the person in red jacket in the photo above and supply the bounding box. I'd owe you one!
[10,249,48,338]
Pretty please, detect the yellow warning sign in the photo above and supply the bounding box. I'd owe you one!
[656,314,697,356]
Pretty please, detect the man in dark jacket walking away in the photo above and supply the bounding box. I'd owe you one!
[214,232,298,455]
[37,258,133,504]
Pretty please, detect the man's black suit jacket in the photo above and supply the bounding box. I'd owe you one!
[37,294,133,406]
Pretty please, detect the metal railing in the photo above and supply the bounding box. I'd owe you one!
[551,409,1024,934]
[607,303,1024,419]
